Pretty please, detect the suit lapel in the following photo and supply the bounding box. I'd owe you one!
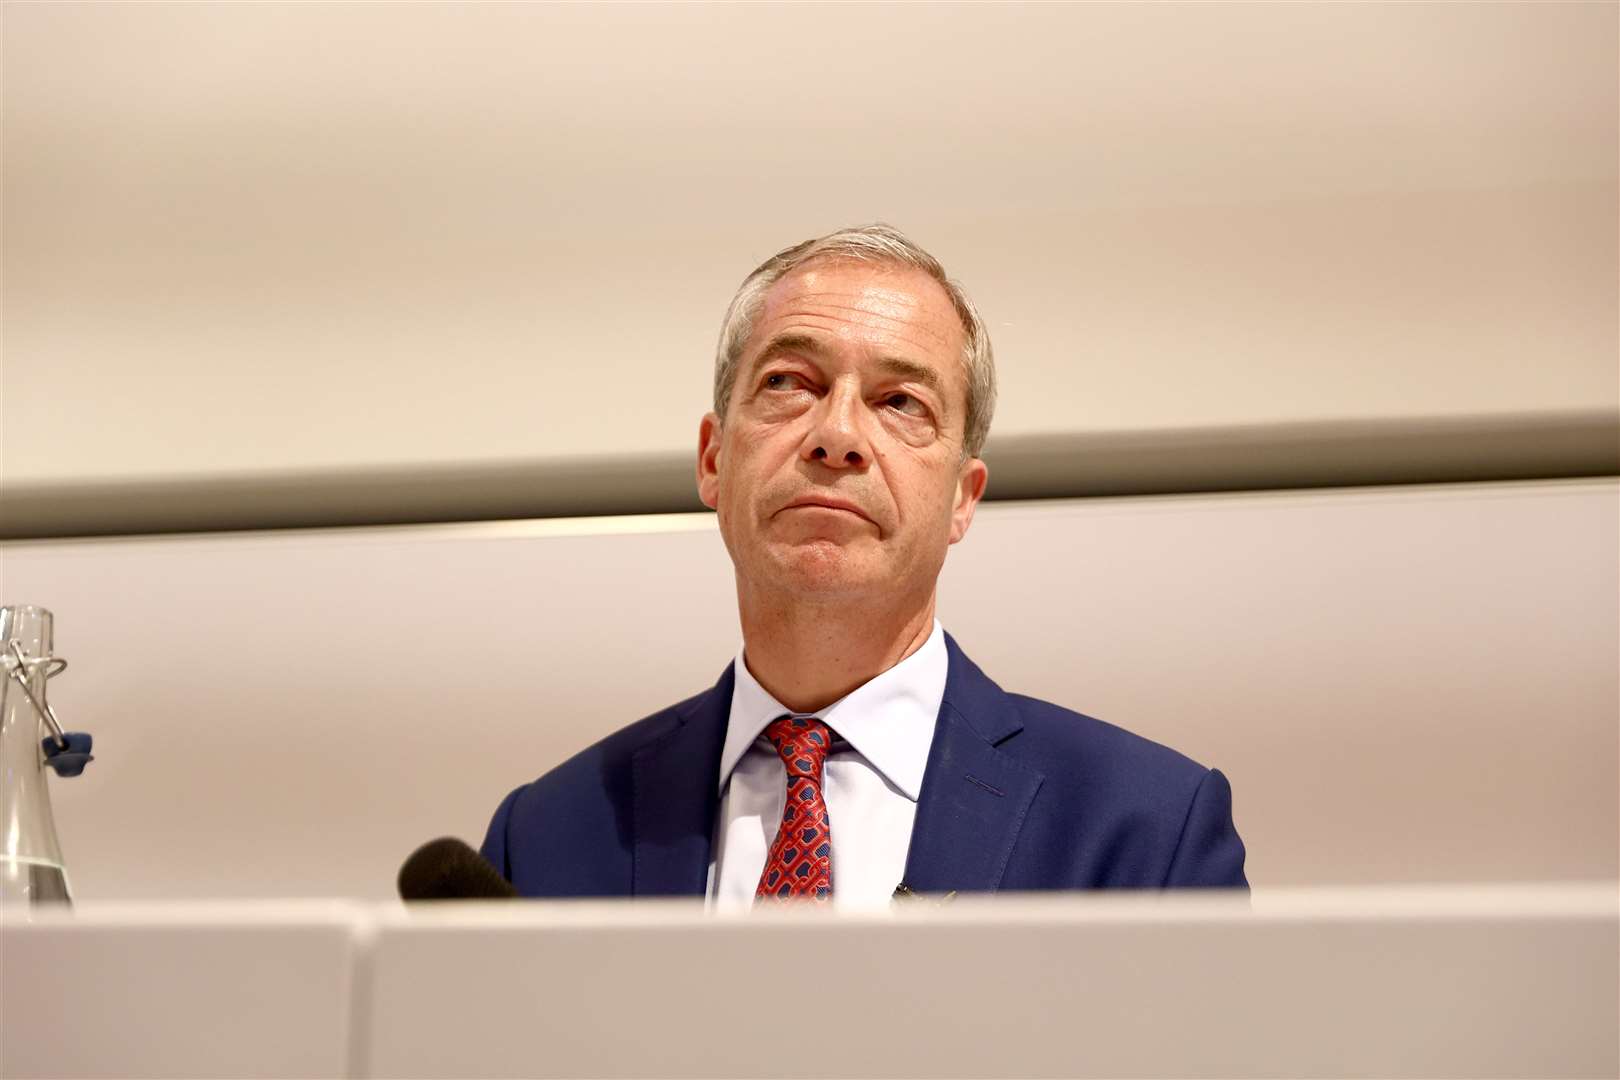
[630,664,733,897]
[901,636,1044,894]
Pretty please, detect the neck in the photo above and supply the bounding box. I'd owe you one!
[736,581,938,713]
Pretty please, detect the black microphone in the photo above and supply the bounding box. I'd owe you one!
[398,837,519,901]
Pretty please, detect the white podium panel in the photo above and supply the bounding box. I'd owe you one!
[1,902,361,1080]
[364,886,1619,1079]
[3,887,1614,1079]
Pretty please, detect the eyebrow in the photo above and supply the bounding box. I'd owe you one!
[748,332,948,399]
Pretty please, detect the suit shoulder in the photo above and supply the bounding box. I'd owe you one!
[991,693,1246,890]
[481,682,723,894]
[1003,692,1211,791]
[504,686,707,808]
[943,636,1209,789]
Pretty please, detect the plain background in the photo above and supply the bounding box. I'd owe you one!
[4,2,1615,488]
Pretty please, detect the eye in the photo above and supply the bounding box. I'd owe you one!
[883,392,928,418]
[764,372,809,392]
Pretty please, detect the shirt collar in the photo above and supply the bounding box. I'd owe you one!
[717,620,947,802]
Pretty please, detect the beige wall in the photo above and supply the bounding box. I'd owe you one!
[3,480,1614,900]
[4,3,1615,495]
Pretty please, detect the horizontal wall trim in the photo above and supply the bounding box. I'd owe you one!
[3,411,1616,540]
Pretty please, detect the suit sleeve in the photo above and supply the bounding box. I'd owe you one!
[480,784,525,883]
[1162,768,1248,888]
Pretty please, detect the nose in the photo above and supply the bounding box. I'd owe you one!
[801,377,870,470]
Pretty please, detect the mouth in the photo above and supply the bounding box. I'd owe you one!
[780,498,874,524]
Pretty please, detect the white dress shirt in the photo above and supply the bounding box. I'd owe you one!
[706,620,948,912]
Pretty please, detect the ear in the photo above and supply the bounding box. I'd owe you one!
[947,456,989,544]
[697,412,723,509]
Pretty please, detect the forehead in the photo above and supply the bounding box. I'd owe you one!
[749,259,968,375]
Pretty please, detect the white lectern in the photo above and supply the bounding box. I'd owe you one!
[3,885,1615,1078]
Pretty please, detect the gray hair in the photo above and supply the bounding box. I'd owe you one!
[712,224,996,459]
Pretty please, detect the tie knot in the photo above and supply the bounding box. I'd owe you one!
[763,715,831,780]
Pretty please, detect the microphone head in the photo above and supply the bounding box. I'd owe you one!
[398,836,519,901]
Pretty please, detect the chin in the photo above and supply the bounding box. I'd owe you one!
[764,540,885,597]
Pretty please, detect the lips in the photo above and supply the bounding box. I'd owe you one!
[781,497,873,524]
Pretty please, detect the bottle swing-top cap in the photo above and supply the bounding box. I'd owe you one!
[1,603,93,907]
[2,638,92,777]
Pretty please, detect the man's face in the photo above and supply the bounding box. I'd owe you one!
[697,259,989,607]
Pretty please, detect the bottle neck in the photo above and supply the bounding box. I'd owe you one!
[0,635,68,869]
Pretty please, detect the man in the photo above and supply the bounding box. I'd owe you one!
[482,225,1247,906]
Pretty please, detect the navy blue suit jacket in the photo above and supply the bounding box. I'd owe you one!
[482,634,1247,896]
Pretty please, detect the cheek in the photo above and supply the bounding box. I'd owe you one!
[884,452,958,518]
[914,478,966,547]
[716,435,766,520]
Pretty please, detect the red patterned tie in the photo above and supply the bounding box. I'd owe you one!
[755,715,833,902]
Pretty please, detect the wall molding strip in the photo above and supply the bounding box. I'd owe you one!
[3,411,1616,540]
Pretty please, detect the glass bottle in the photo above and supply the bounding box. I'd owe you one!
[1,604,73,906]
